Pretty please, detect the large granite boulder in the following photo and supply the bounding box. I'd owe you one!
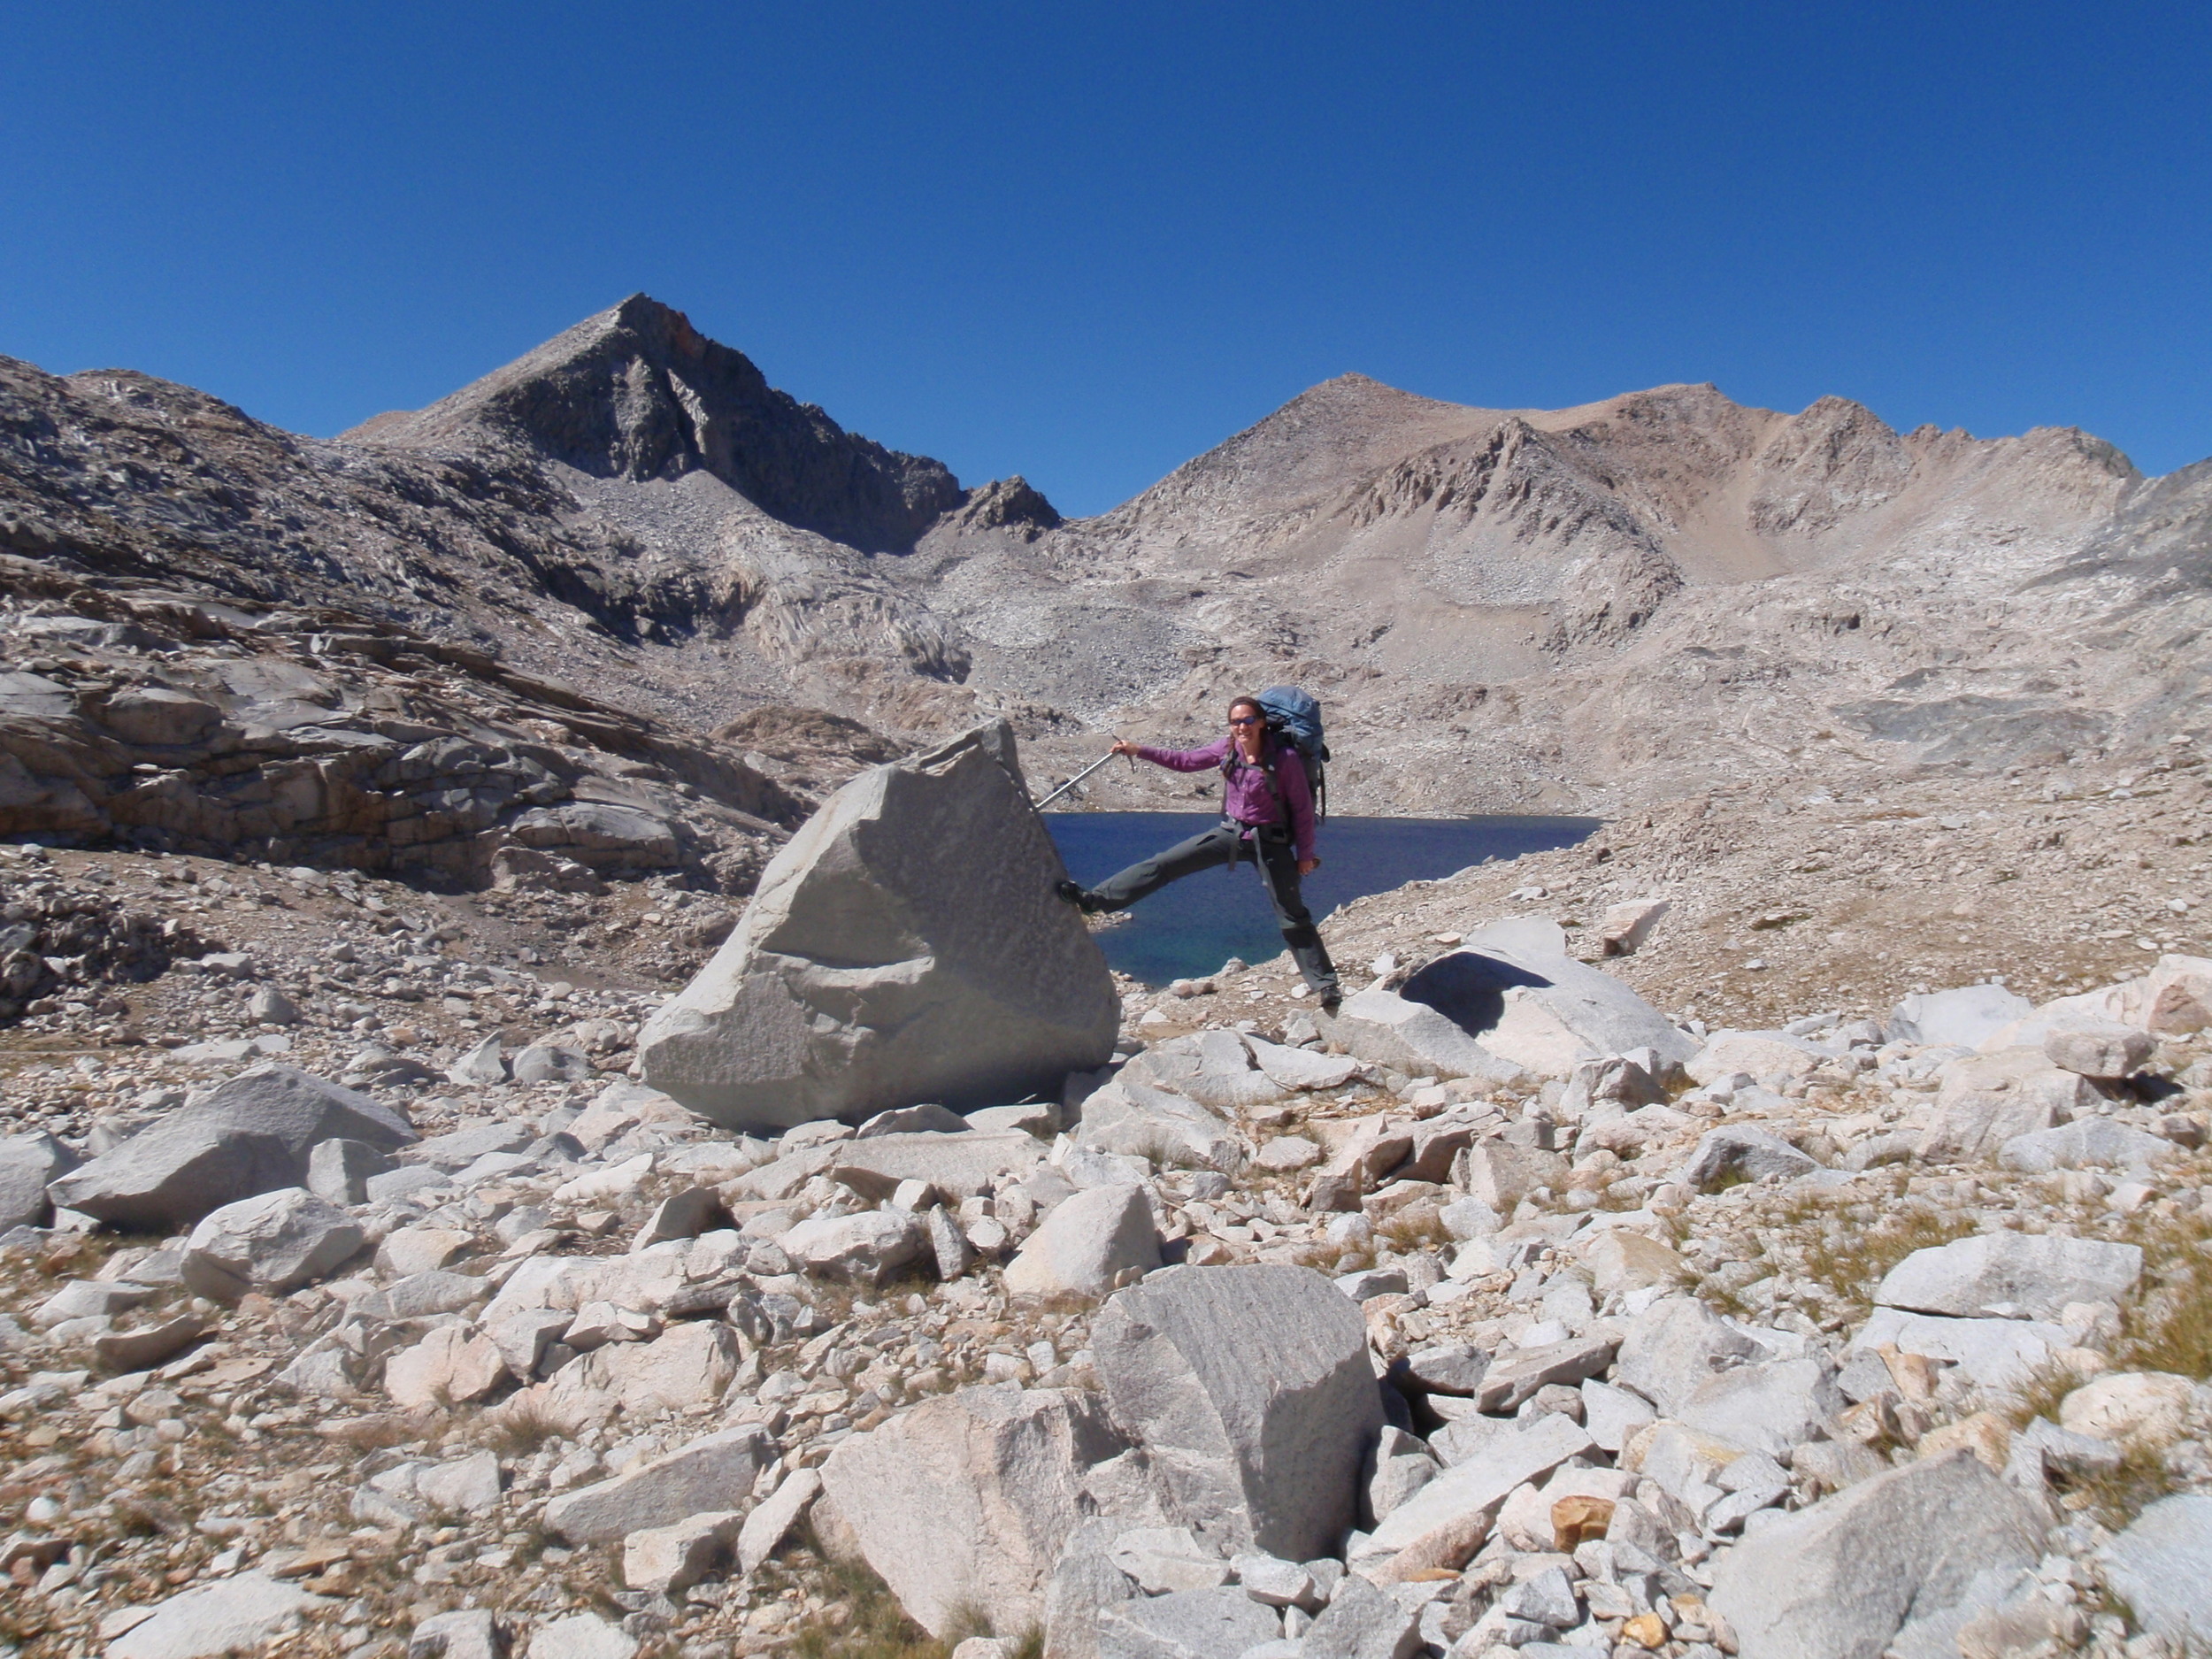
[49,1064,419,1231]
[1709,1451,2046,1659]
[639,723,1119,1131]
[1089,1264,1380,1562]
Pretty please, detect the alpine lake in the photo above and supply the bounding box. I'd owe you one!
[1043,812,1600,987]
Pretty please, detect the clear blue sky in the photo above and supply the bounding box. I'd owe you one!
[4,4,2206,516]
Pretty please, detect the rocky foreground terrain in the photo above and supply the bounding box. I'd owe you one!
[2,720,2210,1659]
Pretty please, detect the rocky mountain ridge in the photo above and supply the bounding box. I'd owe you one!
[9,295,2209,852]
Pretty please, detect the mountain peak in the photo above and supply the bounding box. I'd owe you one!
[347,295,963,553]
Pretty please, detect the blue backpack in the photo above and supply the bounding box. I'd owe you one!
[1222,685,1330,822]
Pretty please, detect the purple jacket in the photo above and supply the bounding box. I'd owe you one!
[1135,735,1317,862]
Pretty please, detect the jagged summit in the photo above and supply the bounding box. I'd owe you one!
[347,294,965,553]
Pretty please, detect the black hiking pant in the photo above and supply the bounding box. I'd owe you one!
[1087,819,1340,997]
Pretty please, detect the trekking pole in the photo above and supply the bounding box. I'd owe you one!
[1033,749,1122,810]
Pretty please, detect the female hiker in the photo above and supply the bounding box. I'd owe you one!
[1056,695,1343,1010]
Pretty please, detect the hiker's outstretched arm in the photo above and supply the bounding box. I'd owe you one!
[1124,735,1231,772]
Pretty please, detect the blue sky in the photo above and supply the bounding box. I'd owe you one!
[4,3,2206,516]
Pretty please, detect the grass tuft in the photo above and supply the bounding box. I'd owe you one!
[2062,1438,2186,1531]
[1794,1201,1977,1319]
[478,1392,572,1456]
[791,1551,962,1659]
[2109,1210,2212,1381]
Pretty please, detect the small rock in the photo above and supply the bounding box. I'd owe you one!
[623,1509,743,1594]
[511,1043,592,1086]
[1003,1182,1161,1299]
[446,1035,511,1087]
[526,1612,637,1659]
[738,1466,821,1572]
[408,1608,506,1659]
[247,986,301,1025]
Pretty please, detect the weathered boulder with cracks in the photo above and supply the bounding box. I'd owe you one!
[1089,1264,1380,1562]
[639,723,1119,1132]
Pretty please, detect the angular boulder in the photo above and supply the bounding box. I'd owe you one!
[1674,1125,1818,1192]
[830,1130,1047,1201]
[1613,1294,1763,1416]
[776,1210,927,1287]
[1685,1029,1828,1087]
[1598,897,1671,957]
[1850,1307,2070,1393]
[2000,1118,2176,1173]
[1362,1410,1595,1574]
[543,1426,772,1544]
[107,1572,315,1659]
[1888,984,2034,1048]
[1003,1182,1161,1299]
[49,1064,418,1231]
[0,1130,77,1231]
[2144,953,2212,1035]
[1075,1079,1246,1175]
[2098,1494,2212,1646]
[180,1187,366,1301]
[1319,986,1527,1083]
[2042,1020,2155,1079]
[1875,1231,2142,1322]
[1676,1357,1844,1459]
[1095,1586,1280,1659]
[1709,1451,2047,1659]
[1089,1264,1380,1561]
[819,1383,1126,1638]
[638,722,1119,1131]
[1916,1048,2097,1162]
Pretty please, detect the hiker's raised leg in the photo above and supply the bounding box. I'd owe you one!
[1085,824,1240,911]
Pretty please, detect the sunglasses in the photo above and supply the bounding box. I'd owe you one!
[1228,716,1263,726]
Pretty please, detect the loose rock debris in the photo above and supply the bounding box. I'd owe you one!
[4,787,2212,1659]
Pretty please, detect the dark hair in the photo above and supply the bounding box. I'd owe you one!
[1226,694,1263,721]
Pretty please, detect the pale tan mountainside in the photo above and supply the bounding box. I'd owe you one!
[959,373,2177,814]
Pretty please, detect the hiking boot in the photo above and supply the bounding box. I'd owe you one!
[1316,986,1342,1015]
[1054,879,1099,912]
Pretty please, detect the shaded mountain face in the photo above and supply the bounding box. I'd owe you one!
[4,295,2209,852]
[351,295,966,554]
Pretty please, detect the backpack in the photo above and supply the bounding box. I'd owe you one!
[1222,685,1330,823]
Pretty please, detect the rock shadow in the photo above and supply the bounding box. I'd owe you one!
[1398,951,1555,1038]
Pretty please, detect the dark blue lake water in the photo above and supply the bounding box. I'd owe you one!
[1044,813,1600,987]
